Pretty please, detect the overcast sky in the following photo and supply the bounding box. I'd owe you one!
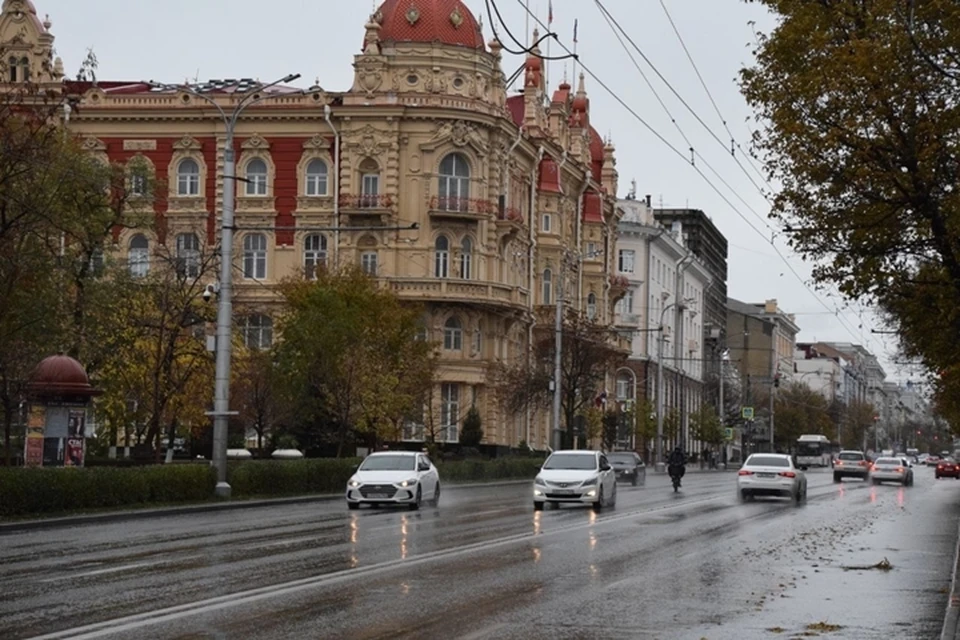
[30,0,918,381]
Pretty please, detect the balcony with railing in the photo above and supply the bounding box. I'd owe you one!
[388,277,529,311]
[339,193,393,216]
[428,196,496,221]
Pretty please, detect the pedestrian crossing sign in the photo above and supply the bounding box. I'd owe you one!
[742,407,754,419]
[724,427,734,441]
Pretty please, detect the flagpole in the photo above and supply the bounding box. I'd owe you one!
[525,0,530,48]
[572,19,579,85]
[546,0,553,100]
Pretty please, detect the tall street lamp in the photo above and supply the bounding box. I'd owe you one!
[655,296,696,470]
[146,74,300,497]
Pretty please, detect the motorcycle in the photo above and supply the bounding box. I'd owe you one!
[668,464,684,492]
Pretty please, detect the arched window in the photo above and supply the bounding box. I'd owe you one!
[242,314,273,350]
[459,237,472,280]
[542,268,553,305]
[305,159,328,196]
[7,57,16,82]
[129,234,149,277]
[304,234,327,279]
[438,152,470,212]
[443,316,463,351]
[18,57,28,82]
[245,158,268,196]
[176,233,201,278]
[176,159,200,196]
[242,233,267,280]
[359,158,380,207]
[616,371,635,403]
[434,235,450,278]
[587,292,597,320]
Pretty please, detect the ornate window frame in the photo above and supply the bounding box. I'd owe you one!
[237,134,275,213]
[168,135,207,213]
[297,134,333,212]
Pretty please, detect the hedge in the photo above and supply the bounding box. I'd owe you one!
[0,464,216,517]
[0,457,545,517]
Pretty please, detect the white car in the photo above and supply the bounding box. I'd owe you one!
[533,450,617,512]
[871,456,913,486]
[345,451,440,510]
[737,453,807,502]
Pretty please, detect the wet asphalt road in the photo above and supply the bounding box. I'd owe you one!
[2,465,959,640]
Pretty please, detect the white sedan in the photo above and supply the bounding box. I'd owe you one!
[345,451,440,510]
[737,453,807,502]
[533,450,617,512]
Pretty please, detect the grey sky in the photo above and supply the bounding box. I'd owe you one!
[32,0,914,380]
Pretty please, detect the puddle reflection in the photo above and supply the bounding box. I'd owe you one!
[532,510,542,535]
[870,486,877,503]
[400,514,409,560]
[897,486,906,507]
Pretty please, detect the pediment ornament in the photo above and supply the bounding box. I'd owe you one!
[303,134,331,150]
[173,135,202,151]
[81,136,106,152]
[241,134,270,150]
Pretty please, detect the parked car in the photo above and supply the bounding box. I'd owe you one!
[345,451,440,510]
[607,451,646,486]
[833,450,871,482]
[737,453,807,502]
[871,457,913,486]
[936,458,960,479]
[533,450,617,512]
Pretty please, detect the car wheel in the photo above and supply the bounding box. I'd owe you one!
[431,483,441,507]
[347,502,359,510]
[408,487,422,511]
[632,473,639,487]
[533,501,544,511]
[593,486,604,513]
[609,483,617,508]
[937,474,941,479]
[833,474,841,483]
[739,489,750,502]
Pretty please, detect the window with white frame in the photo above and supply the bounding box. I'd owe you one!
[434,235,450,278]
[441,383,460,442]
[360,251,378,275]
[621,290,634,314]
[586,241,597,258]
[587,292,597,320]
[359,158,380,208]
[89,247,105,276]
[130,171,148,197]
[305,159,328,196]
[242,314,273,350]
[176,158,200,196]
[128,234,149,277]
[616,372,634,402]
[175,233,201,278]
[242,233,267,280]
[443,317,463,351]
[618,249,635,273]
[245,158,268,196]
[542,268,553,305]
[460,237,472,279]
[438,152,470,211]
[542,213,552,232]
[304,234,327,278]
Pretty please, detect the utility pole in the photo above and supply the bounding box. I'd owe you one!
[552,256,564,451]
[146,74,301,498]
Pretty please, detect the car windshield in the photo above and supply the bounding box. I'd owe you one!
[838,452,864,461]
[359,455,416,471]
[746,455,790,468]
[607,454,636,463]
[543,454,597,470]
[875,458,901,465]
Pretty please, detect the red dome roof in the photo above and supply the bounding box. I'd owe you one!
[589,126,604,182]
[28,355,97,396]
[375,0,485,50]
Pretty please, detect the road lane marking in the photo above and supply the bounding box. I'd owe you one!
[28,494,726,640]
[39,562,153,583]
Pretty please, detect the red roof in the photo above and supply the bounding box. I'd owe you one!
[589,126,604,182]
[506,95,524,127]
[375,0,485,50]
[538,156,561,193]
[583,190,603,222]
[28,354,98,397]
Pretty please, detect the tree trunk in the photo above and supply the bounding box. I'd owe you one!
[2,402,12,467]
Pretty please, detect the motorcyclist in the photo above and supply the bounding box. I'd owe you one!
[667,446,687,487]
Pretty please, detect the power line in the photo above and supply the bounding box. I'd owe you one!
[512,0,876,352]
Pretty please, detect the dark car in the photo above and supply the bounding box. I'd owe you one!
[833,450,871,482]
[607,451,646,486]
[936,459,960,479]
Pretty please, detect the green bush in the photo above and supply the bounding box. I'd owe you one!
[436,457,544,483]
[227,458,361,498]
[0,464,215,517]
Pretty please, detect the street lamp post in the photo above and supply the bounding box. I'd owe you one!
[147,74,300,498]
[655,297,695,470]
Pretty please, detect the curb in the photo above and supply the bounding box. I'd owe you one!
[941,515,960,640]
[0,479,530,534]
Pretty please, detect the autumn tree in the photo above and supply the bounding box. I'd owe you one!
[601,409,619,452]
[497,314,625,449]
[843,400,880,451]
[689,404,724,452]
[274,268,435,457]
[233,348,282,452]
[740,0,960,416]
[771,382,833,449]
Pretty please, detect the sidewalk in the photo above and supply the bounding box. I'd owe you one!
[942,517,960,639]
[0,479,529,534]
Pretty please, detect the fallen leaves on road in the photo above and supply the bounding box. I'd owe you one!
[806,621,844,632]
[766,627,785,633]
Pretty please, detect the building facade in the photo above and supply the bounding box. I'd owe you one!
[614,198,710,454]
[2,0,624,450]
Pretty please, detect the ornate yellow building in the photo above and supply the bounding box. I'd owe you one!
[1,0,622,449]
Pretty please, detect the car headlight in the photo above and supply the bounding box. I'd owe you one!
[580,477,598,486]
[348,478,361,488]
[399,478,419,487]
[534,476,546,486]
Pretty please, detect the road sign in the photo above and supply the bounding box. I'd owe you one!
[742,407,754,420]
[724,427,734,441]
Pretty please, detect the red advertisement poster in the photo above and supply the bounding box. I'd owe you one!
[64,438,85,467]
[24,406,45,467]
